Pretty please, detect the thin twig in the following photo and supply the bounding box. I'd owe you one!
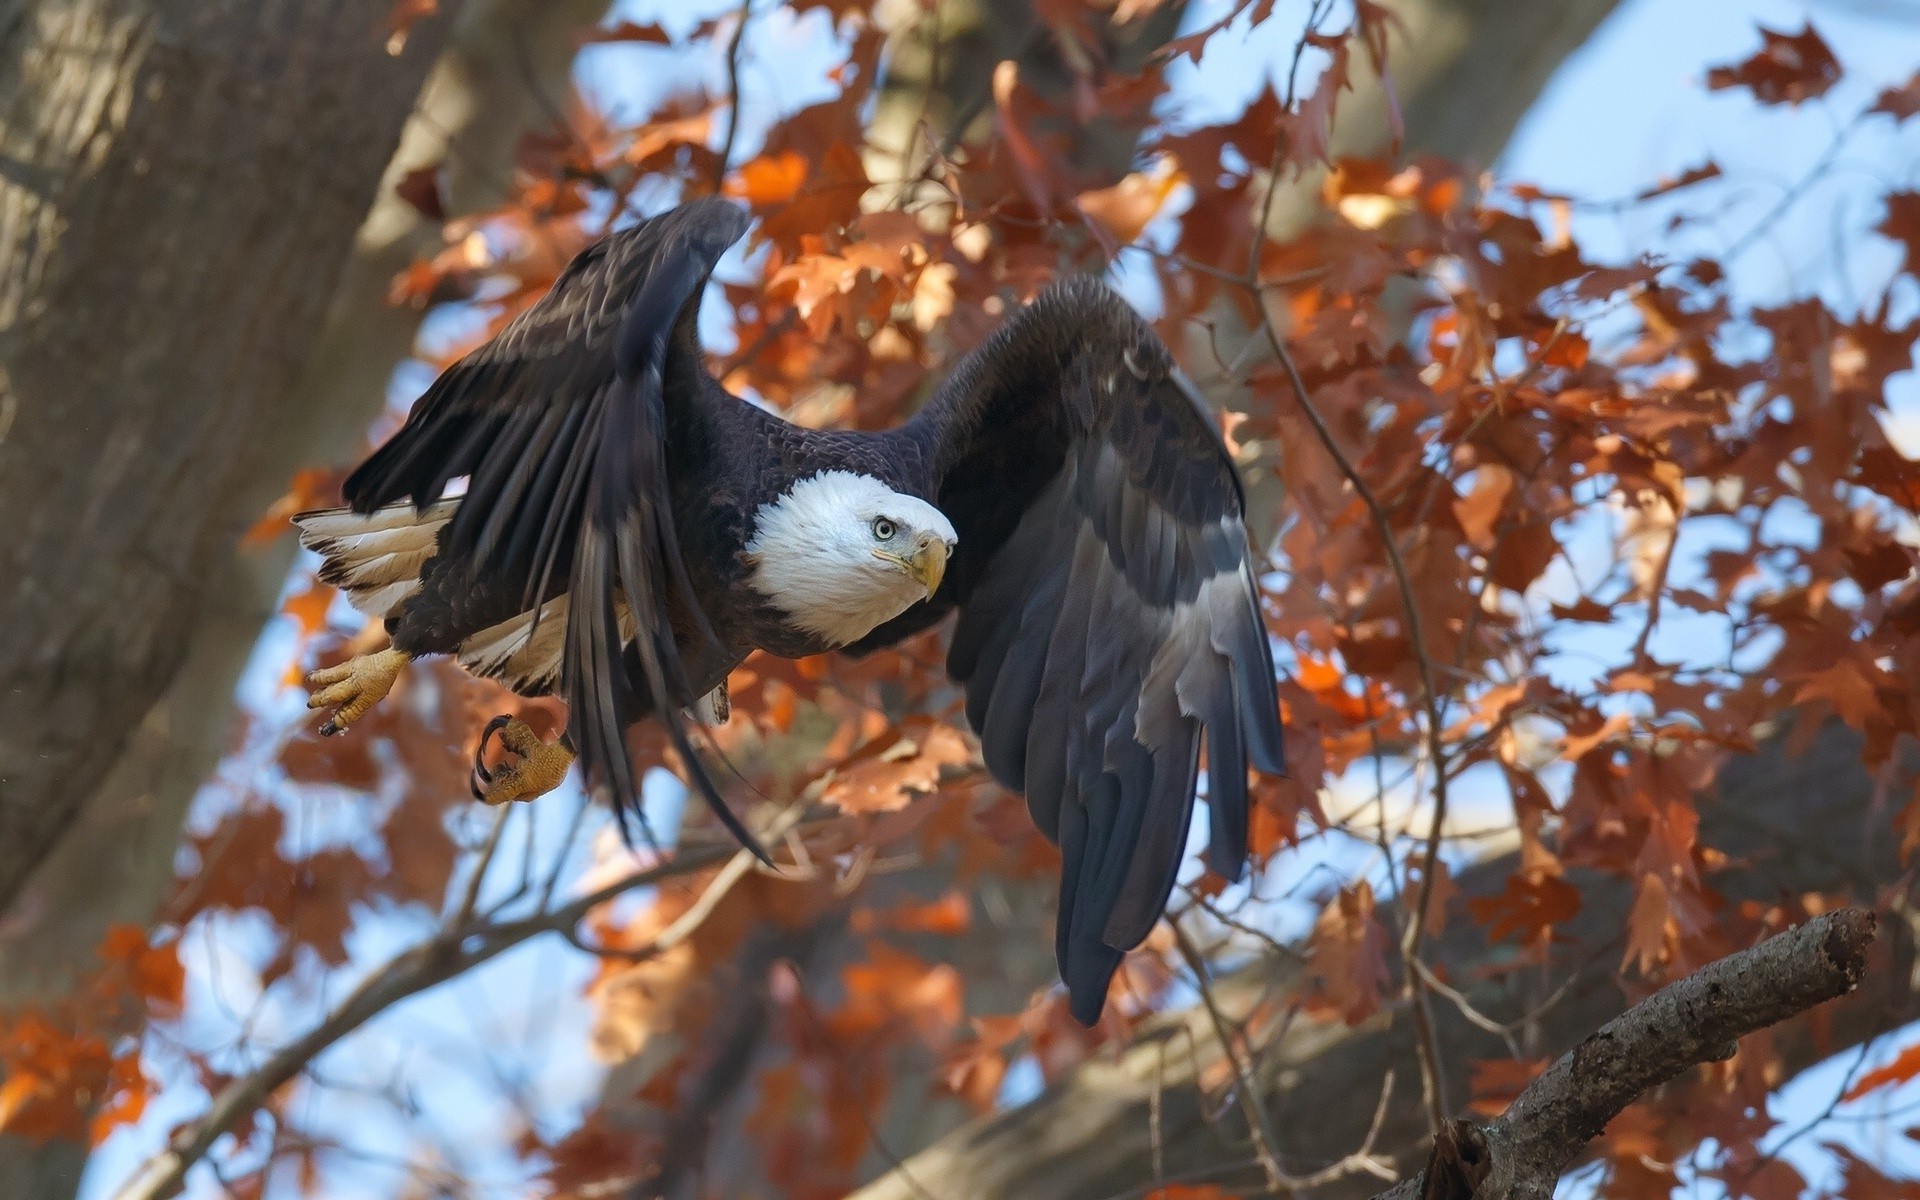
[712,0,754,193]
[1234,3,1455,1130]
[448,804,514,925]
[1170,920,1288,1190]
[1259,312,1454,1134]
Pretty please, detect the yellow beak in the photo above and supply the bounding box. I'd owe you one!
[880,537,949,600]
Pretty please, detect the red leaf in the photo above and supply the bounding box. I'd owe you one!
[1466,870,1581,945]
[822,724,972,814]
[1871,71,1920,122]
[244,467,345,546]
[581,19,671,45]
[994,60,1055,217]
[1878,192,1920,279]
[1453,464,1514,550]
[394,162,445,222]
[1634,161,1722,202]
[1468,1058,1549,1116]
[725,149,809,206]
[1705,23,1841,106]
[1794,658,1891,732]
[1077,157,1185,247]
[1308,881,1392,1023]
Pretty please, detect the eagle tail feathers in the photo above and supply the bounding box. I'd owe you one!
[294,502,455,619]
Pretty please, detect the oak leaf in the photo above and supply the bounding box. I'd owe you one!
[1467,869,1580,945]
[1871,71,1920,122]
[1705,23,1841,106]
[1308,880,1392,1024]
[822,724,972,814]
[581,19,671,45]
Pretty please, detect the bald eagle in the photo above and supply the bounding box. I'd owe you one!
[297,198,1283,1022]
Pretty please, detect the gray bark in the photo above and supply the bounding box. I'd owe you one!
[1382,909,1877,1200]
[0,1,609,1194]
[0,0,452,916]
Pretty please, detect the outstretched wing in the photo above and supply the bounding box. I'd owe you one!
[342,198,764,857]
[856,278,1285,1022]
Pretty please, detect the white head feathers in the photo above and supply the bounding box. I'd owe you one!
[744,470,958,647]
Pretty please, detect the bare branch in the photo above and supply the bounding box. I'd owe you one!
[1376,908,1878,1200]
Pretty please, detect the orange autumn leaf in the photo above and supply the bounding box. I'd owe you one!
[725,149,809,206]
[0,1014,114,1144]
[1453,463,1514,549]
[1077,156,1185,246]
[1308,880,1392,1024]
[1466,869,1581,946]
[626,112,715,167]
[245,466,344,546]
[283,579,337,640]
[1843,1041,1920,1102]
[837,941,964,1043]
[1622,873,1678,976]
[95,924,185,1015]
[1561,711,1631,762]
[1468,1058,1550,1117]
[1794,658,1890,731]
[851,892,972,937]
[822,724,972,814]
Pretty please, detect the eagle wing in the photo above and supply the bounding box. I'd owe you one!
[855,278,1285,1021]
[342,197,763,856]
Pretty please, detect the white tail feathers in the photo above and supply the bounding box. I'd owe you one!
[456,596,571,693]
[294,501,456,620]
[295,499,636,699]
[453,591,638,696]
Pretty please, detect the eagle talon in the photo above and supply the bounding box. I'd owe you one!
[306,648,408,737]
[469,714,516,800]
[474,717,574,807]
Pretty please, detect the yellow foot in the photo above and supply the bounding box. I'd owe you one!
[306,647,409,736]
[470,716,575,806]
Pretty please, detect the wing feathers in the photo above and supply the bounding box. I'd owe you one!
[336,199,759,851]
[887,278,1286,1023]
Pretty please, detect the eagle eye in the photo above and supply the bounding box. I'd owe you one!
[872,517,898,541]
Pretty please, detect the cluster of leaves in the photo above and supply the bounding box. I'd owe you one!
[19,4,1920,1200]
[0,926,182,1144]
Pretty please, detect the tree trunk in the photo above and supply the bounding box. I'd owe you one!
[849,719,1916,1200]
[0,0,452,914]
[0,1,609,1194]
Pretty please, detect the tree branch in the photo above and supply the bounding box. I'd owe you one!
[109,803,814,1200]
[1382,908,1878,1200]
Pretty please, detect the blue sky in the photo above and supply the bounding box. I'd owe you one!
[77,2,1920,1197]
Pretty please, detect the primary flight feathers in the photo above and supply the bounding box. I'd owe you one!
[300,197,1284,1022]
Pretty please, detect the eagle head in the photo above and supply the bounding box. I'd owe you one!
[744,470,958,648]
